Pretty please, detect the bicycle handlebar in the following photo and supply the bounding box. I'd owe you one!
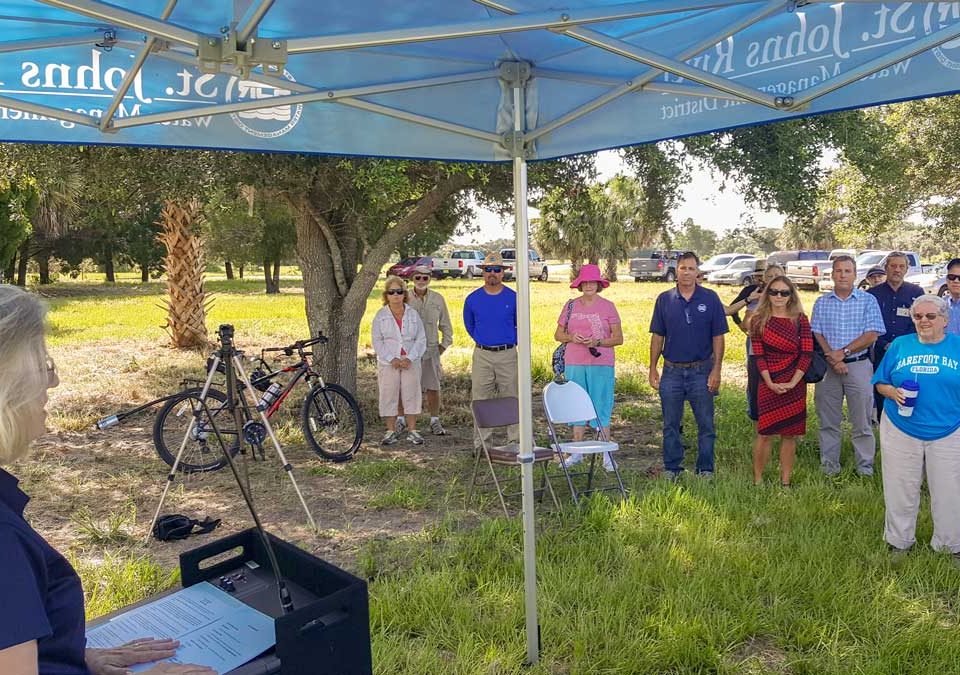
[261,334,328,358]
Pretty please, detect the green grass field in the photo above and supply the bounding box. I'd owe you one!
[30,276,960,674]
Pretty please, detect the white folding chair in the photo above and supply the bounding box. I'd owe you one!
[542,380,627,505]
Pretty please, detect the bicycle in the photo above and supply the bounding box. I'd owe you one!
[151,335,364,473]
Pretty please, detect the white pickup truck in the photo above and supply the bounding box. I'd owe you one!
[785,249,855,290]
[819,250,921,292]
[432,249,485,279]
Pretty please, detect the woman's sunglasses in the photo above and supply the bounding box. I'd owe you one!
[766,288,792,297]
[913,312,940,321]
[386,288,405,295]
[413,275,431,281]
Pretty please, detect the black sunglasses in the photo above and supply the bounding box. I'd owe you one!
[386,288,405,295]
[766,288,792,297]
[413,275,431,281]
[948,274,960,282]
[913,312,940,321]
[483,266,503,273]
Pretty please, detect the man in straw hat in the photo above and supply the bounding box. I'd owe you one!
[464,251,518,451]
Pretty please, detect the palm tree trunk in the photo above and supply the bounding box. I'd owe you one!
[157,200,208,349]
[140,262,150,282]
[224,261,234,280]
[38,255,51,284]
[103,246,116,283]
[604,256,618,283]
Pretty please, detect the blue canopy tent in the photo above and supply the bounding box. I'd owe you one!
[3,0,960,664]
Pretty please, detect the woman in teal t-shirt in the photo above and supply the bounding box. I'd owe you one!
[872,295,960,560]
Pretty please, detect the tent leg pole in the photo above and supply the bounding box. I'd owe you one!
[511,77,540,666]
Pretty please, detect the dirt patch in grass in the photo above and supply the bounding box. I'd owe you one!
[20,338,666,588]
[726,636,793,673]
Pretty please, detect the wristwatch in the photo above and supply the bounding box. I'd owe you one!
[843,347,852,358]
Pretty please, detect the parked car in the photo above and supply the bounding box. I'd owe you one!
[706,257,761,286]
[786,248,856,290]
[766,250,830,268]
[700,253,754,278]
[818,250,921,292]
[386,255,432,278]
[432,249,485,278]
[501,248,549,281]
[629,250,682,282]
[906,263,948,296]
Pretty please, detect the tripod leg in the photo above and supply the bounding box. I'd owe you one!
[233,357,318,530]
[146,354,223,542]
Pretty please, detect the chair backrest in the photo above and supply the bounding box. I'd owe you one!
[542,380,599,424]
[472,397,520,430]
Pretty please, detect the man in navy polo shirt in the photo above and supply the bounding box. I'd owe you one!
[868,252,924,422]
[649,252,728,479]
[464,251,518,452]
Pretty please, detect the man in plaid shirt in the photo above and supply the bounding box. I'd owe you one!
[811,255,886,476]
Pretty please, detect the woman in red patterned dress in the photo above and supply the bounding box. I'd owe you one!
[750,276,813,486]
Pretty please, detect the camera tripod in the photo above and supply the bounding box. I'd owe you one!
[147,324,317,542]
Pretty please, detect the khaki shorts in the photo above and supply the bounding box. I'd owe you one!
[377,361,422,417]
[421,353,442,391]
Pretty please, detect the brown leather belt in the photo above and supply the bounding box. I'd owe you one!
[663,358,711,369]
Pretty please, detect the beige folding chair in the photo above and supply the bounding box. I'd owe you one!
[468,397,560,517]
[543,380,627,505]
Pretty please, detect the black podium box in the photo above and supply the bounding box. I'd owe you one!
[179,528,373,675]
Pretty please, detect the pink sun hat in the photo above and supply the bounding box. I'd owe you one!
[569,263,610,290]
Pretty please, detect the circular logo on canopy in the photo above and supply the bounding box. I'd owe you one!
[225,68,303,138]
[924,5,960,70]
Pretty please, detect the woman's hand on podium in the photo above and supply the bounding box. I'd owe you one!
[85,638,213,675]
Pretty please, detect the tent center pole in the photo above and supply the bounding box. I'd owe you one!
[503,60,540,667]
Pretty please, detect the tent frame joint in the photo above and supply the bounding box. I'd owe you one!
[197,27,287,78]
[499,60,531,84]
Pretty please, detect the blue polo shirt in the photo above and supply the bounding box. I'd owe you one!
[948,295,960,336]
[0,468,89,674]
[871,333,960,440]
[867,281,924,356]
[464,285,517,347]
[649,285,728,363]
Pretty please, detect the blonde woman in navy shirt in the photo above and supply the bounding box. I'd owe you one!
[0,286,212,675]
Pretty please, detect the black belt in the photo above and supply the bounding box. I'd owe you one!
[476,343,516,352]
[663,358,711,369]
[843,353,870,363]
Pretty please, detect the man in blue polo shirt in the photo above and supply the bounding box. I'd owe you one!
[649,252,728,479]
[868,252,924,422]
[464,251,518,452]
[811,255,886,476]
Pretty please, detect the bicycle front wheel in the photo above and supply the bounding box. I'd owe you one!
[153,388,238,473]
[301,384,364,462]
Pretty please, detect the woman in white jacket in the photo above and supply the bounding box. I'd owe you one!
[372,276,427,445]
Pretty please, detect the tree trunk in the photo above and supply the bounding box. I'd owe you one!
[273,258,280,288]
[103,248,116,283]
[570,258,582,281]
[224,261,234,280]
[239,264,244,280]
[293,173,470,393]
[38,255,51,284]
[604,256,618,283]
[16,238,29,286]
[2,254,15,284]
[263,259,279,294]
[157,200,208,349]
[140,263,150,283]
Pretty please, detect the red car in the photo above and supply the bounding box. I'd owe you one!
[386,256,433,278]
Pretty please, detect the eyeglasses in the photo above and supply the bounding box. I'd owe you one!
[947,274,960,282]
[913,312,940,321]
[386,288,405,296]
[766,289,792,297]
[483,266,502,273]
[413,275,430,281]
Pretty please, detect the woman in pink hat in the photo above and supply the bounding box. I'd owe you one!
[554,264,623,469]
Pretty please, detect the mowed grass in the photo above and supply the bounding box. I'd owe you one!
[38,276,960,674]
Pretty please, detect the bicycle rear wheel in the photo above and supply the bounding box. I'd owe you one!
[153,388,238,473]
[301,383,364,462]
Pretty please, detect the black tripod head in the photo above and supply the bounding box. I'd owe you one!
[218,324,236,356]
